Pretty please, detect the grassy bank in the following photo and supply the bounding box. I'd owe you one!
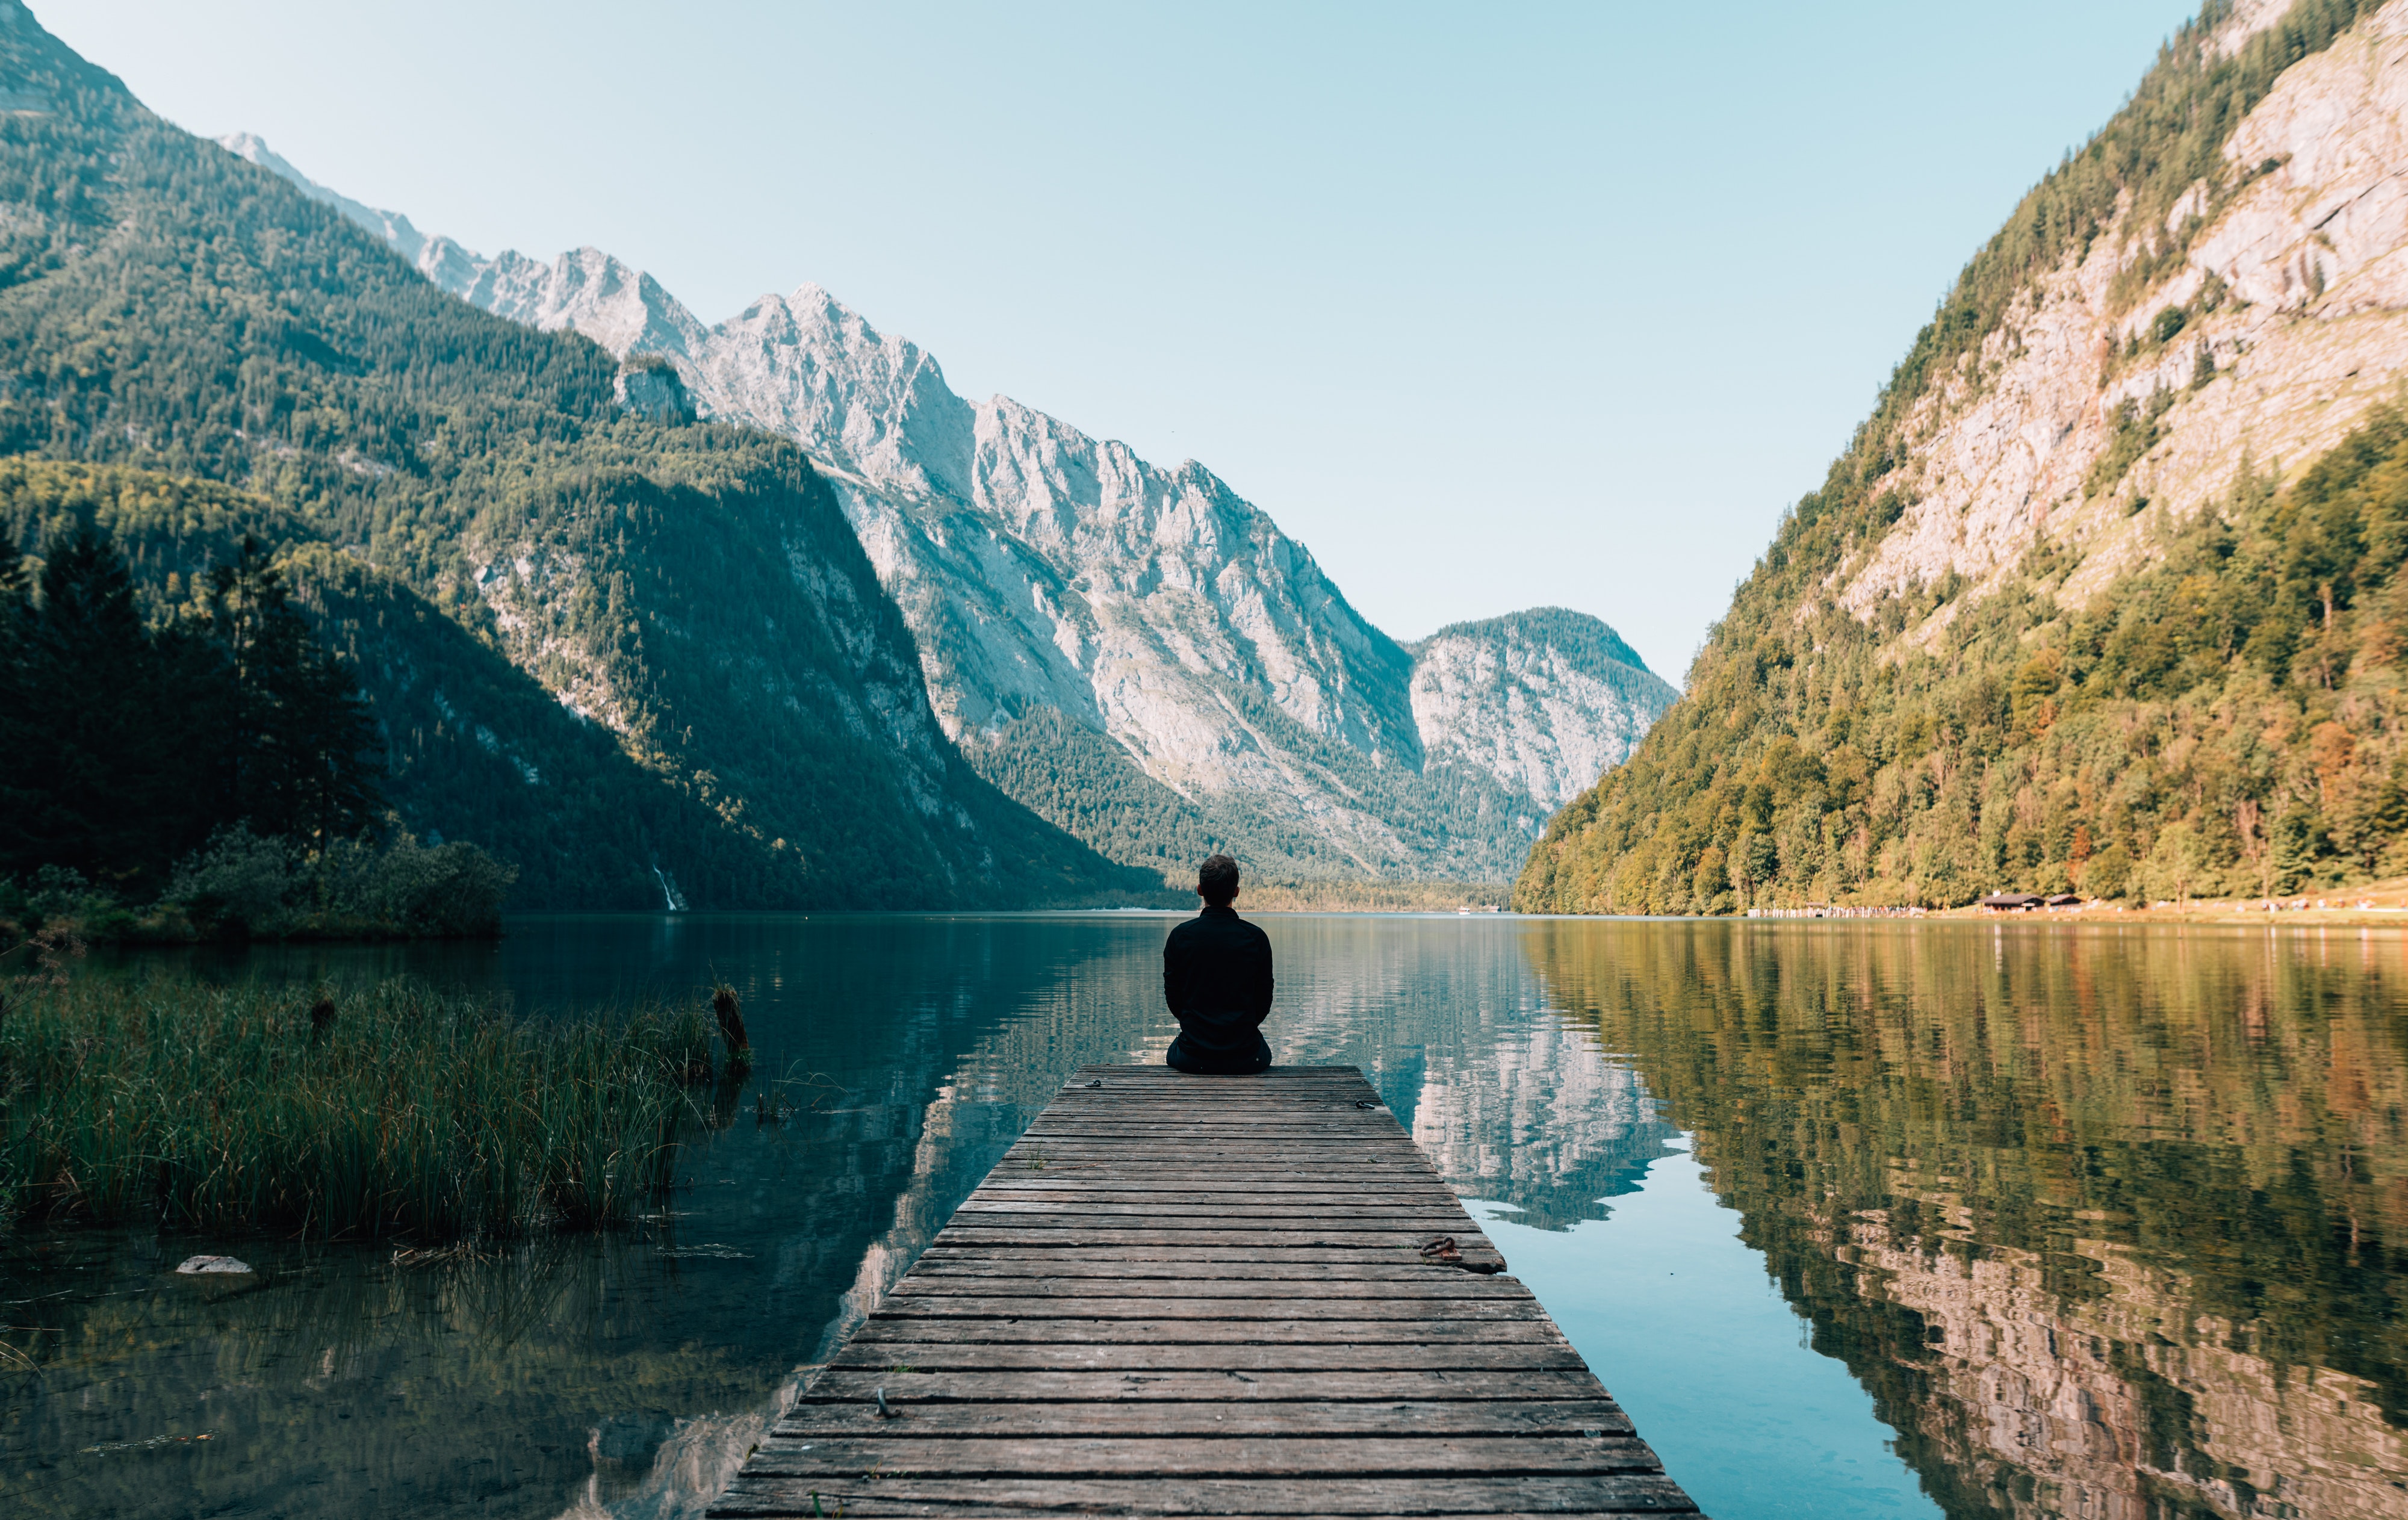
[0,975,710,1239]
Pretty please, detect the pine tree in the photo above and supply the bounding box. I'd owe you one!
[2271,807,2318,896]
[0,536,31,854]
[5,527,198,886]
[200,536,383,845]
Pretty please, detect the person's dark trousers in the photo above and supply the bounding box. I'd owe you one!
[1165,1029,1272,1075]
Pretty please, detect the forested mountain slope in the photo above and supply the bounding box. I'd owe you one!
[220,137,1679,885]
[0,2,1152,908]
[1519,0,2408,912]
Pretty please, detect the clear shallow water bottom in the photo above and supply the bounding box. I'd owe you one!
[5,912,2404,1520]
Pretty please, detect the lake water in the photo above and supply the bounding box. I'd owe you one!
[4,913,2404,1519]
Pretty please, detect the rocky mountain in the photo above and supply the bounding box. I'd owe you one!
[0,3,1152,910]
[219,136,1678,884]
[1521,0,2408,912]
[1410,609,1672,811]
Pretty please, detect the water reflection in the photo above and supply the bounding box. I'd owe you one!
[7,914,2403,1519]
[1526,919,2408,1519]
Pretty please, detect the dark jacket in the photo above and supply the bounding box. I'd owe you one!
[1162,905,1274,1053]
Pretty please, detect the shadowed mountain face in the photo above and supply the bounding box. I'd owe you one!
[0,4,1155,908]
[216,137,1678,884]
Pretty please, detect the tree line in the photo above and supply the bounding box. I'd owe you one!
[1,520,386,912]
[1520,405,2408,913]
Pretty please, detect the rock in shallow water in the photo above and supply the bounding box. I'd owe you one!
[175,1255,252,1274]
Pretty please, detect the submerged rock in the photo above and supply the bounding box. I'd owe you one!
[175,1255,252,1274]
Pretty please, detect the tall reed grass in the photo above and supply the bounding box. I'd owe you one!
[0,976,713,1239]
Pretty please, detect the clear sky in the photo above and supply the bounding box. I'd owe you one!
[42,1,2201,680]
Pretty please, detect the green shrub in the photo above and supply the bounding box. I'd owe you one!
[166,825,517,939]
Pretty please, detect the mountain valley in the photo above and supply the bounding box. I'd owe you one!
[220,133,1677,886]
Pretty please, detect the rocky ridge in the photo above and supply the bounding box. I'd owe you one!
[1835,0,2408,642]
[219,134,1675,881]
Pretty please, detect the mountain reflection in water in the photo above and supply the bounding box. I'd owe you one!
[1526,918,2408,1520]
[2,914,2402,1520]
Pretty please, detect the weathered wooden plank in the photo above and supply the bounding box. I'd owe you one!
[992,1151,1426,1165]
[1035,1099,1385,1109]
[870,1295,1547,1321]
[905,1252,1493,1281]
[1006,1140,1432,1153]
[924,1239,1509,1274]
[1068,1065,1365,1076]
[711,1475,1701,1516]
[990,1155,1422,1166]
[796,1370,1617,1405]
[1001,1155,1436,1167]
[932,1227,1498,1249]
[1029,1108,1400,1115]
[910,1252,1493,1271]
[774,1401,1637,1439]
[948,1212,1488,1233]
[968,1180,1454,1196]
[1029,1110,1392,1117]
[1016,1120,1415,1131]
[721,1506,1693,1520]
[889,1276,1536,1298]
[978,1175,1445,1190]
[969,1177,1448,1191]
[955,1203,1477,1222]
[1019,1118,1404,1129]
[742,1434,1663,1478]
[824,1342,1594,1373]
[999,1159,1442,1170]
[854,1318,1566,1345]
[1002,1147,1436,1161]
[1041,1093,1388,1103]
[943,1209,1486,1227]
[963,1197,1475,1214]
[1005,1137,1428,1149]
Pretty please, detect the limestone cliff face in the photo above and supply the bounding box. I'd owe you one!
[219,134,1670,880]
[1836,0,2408,641]
[1410,610,1678,810]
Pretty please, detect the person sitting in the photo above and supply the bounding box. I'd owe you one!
[1161,854,1273,1075]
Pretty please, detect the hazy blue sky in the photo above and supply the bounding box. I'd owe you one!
[45,1,2200,678]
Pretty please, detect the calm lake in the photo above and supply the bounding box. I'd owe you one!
[5,913,2405,1519]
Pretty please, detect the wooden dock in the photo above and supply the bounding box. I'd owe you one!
[710,1064,1700,1518]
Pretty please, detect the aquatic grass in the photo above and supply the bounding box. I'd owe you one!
[0,975,715,1239]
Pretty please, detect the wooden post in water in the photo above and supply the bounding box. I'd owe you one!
[708,1064,1701,1518]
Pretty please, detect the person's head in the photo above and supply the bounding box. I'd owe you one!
[1197,854,1240,908]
